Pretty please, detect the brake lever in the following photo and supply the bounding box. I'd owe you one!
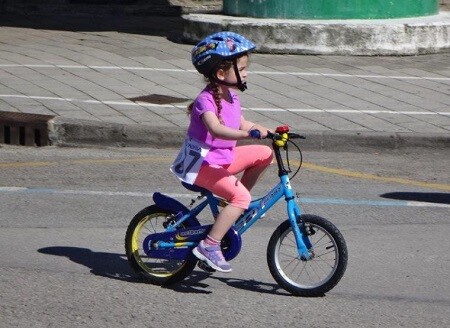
[267,131,282,140]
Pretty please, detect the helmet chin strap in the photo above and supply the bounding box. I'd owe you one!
[211,59,248,92]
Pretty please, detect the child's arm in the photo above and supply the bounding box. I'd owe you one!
[201,111,251,140]
[240,116,271,138]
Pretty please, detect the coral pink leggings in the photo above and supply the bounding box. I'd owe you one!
[194,145,273,209]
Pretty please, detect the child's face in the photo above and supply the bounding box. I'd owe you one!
[220,55,249,88]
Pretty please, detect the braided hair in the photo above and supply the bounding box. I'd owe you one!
[187,58,235,125]
[210,81,224,124]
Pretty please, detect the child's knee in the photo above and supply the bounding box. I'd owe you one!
[260,145,274,165]
[230,188,252,209]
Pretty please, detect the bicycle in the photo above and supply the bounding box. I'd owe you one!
[125,126,348,296]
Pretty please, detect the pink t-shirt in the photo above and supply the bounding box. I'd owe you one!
[187,86,241,165]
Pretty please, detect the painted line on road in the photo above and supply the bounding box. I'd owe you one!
[302,163,450,192]
[1,64,450,81]
[0,156,169,168]
[0,186,449,208]
[0,94,449,116]
[0,161,55,168]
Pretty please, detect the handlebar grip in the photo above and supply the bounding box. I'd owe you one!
[249,129,261,139]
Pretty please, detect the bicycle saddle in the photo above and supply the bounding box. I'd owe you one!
[181,182,209,194]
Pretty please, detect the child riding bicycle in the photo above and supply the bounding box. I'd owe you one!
[170,31,273,272]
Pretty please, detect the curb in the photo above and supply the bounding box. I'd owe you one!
[48,117,185,148]
[182,12,450,55]
[48,117,450,152]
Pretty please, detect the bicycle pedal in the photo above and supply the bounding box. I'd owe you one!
[197,260,216,273]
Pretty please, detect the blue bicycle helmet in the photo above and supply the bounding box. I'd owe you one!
[191,31,256,91]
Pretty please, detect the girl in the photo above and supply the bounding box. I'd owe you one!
[171,31,273,273]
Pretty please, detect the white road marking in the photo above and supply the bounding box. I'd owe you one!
[1,64,450,81]
[0,94,448,116]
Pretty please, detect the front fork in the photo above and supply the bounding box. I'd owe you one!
[284,178,314,260]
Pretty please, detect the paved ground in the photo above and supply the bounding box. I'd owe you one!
[0,13,449,150]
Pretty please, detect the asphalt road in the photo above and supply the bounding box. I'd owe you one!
[0,144,449,327]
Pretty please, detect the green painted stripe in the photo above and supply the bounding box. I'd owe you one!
[223,0,439,19]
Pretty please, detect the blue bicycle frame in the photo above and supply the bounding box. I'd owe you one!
[150,130,313,261]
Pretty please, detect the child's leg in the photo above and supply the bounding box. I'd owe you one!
[194,165,251,241]
[193,165,251,272]
[227,145,273,191]
[208,204,244,240]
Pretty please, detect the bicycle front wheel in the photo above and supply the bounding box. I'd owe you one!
[267,214,348,297]
[125,205,197,285]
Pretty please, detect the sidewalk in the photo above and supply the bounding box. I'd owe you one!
[0,13,449,151]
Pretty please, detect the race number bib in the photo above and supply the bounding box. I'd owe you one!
[170,138,210,184]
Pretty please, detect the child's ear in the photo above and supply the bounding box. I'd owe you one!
[215,69,226,81]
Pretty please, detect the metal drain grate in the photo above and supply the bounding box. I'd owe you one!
[0,111,54,147]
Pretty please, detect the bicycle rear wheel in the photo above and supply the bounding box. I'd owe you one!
[125,205,197,285]
[267,214,347,297]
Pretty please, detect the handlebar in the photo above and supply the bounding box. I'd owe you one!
[272,127,305,178]
[249,126,304,179]
[267,131,306,141]
[249,129,305,141]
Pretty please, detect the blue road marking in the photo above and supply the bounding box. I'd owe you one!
[0,186,448,208]
[301,197,410,207]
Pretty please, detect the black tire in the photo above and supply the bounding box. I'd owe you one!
[267,214,348,297]
[125,205,197,285]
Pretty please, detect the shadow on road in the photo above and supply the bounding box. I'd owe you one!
[0,13,186,42]
[380,192,450,205]
[210,276,292,296]
[162,272,291,296]
[37,246,213,294]
[38,246,139,282]
[38,246,289,295]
